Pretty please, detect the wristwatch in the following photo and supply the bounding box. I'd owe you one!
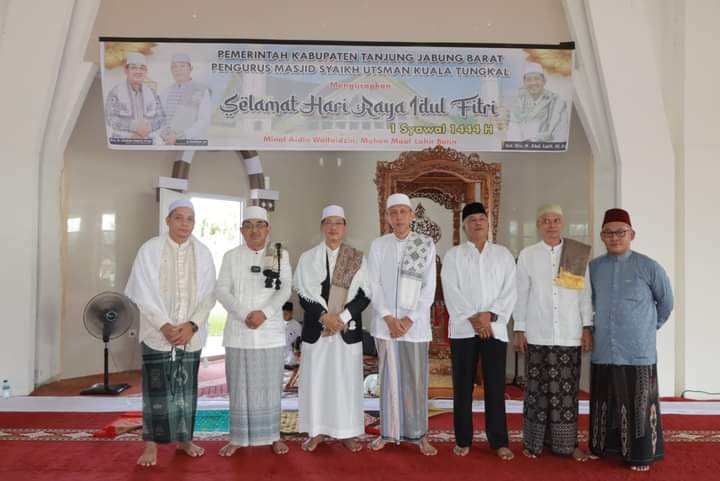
[189,321,199,333]
[489,312,498,322]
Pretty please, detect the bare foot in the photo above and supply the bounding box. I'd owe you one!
[453,445,470,456]
[177,441,205,457]
[522,448,538,459]
[272,440,289,455]
[418,437,437,456]
[370,436,387,451]
[342,438,363,452]
[497,447,514,461]
[137,442,157,467]
[571,448,589,462]
[302,435,325,452]
[218,443,240,457]
[630,465,650,472]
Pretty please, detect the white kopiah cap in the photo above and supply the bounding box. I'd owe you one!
[322,205,345,220]
[168,198,194,215]
[537,203,563,218]
[171,52,192,64]
[126,52,147,66]
[243,206,268,222]
[523,62,544,76]
[386,193,411,209]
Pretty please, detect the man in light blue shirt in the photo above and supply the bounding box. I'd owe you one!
[589,208,674,473]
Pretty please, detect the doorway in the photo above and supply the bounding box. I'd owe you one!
[159,188,244,358]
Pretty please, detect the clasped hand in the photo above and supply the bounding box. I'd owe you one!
[160,322,194,346]
[384,315,413,338]
[321,313,344,336]
[245,310,267,329]
[470,312,493,339]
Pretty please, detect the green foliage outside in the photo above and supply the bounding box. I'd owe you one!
[207,309,226,337]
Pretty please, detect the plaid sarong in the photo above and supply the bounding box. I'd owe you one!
[141,343,201,443]
[226,346,285,446]
[376,339,429,442]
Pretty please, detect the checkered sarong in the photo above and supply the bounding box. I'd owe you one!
[141,343,200,443]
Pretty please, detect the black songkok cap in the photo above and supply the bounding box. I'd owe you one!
[462,202,487,221]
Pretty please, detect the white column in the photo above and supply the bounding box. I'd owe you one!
[0,0,75,394]
[681,0,720,397]
[36,0,100,386]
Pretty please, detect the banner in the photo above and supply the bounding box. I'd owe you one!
[100,39,574,152]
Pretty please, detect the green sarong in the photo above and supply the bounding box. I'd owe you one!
[141,343,201,443]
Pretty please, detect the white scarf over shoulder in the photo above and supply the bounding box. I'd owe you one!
[293,241,370,310]
[114,82,161,119]
[125,235,216,327]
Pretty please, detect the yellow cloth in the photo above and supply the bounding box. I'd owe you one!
[555,268,585,289]
[553,238,591,290]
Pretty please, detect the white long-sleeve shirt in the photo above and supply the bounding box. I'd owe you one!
[216,244,292,349]
[441,241,517,342]
[367,233,436,342]
[126,235,216,352]
[513,240,593,347]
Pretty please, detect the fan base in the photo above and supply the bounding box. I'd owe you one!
[80,383,130,395]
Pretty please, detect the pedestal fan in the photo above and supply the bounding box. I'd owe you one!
[80,291,138,395]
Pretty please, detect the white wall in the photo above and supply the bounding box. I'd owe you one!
[0,0,76,395]
[35,0,100,387]
[681,0,720,396]
[582,0,677,395]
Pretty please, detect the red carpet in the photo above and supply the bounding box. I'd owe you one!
[2,438,718,481]
[2,411,720,481]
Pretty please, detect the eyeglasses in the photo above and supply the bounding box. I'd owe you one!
[601,229,630,238]
[540,217,562,225]
[241,221,268,230]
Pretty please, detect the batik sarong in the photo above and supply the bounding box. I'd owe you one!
[589,363,664,467]
[376,339,429,442]
[226,346,285,446]
[523,344,581,455]
[141,343,201,443]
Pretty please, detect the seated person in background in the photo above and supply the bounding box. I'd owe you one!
[283,301,302,369]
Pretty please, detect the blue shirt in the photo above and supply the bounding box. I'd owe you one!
[589,250,673,365]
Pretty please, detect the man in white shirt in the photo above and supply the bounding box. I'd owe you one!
[215,206,292,456]
[282,302,301,369]
[441,202,517,460]
[125,198,216,467]
[294,205,371,452]
[513,204,593,461]
[367,193,437,456]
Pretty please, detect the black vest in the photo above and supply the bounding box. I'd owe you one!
[301,254,363,344]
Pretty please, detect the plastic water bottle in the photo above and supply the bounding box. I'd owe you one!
[1,380,10,399]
